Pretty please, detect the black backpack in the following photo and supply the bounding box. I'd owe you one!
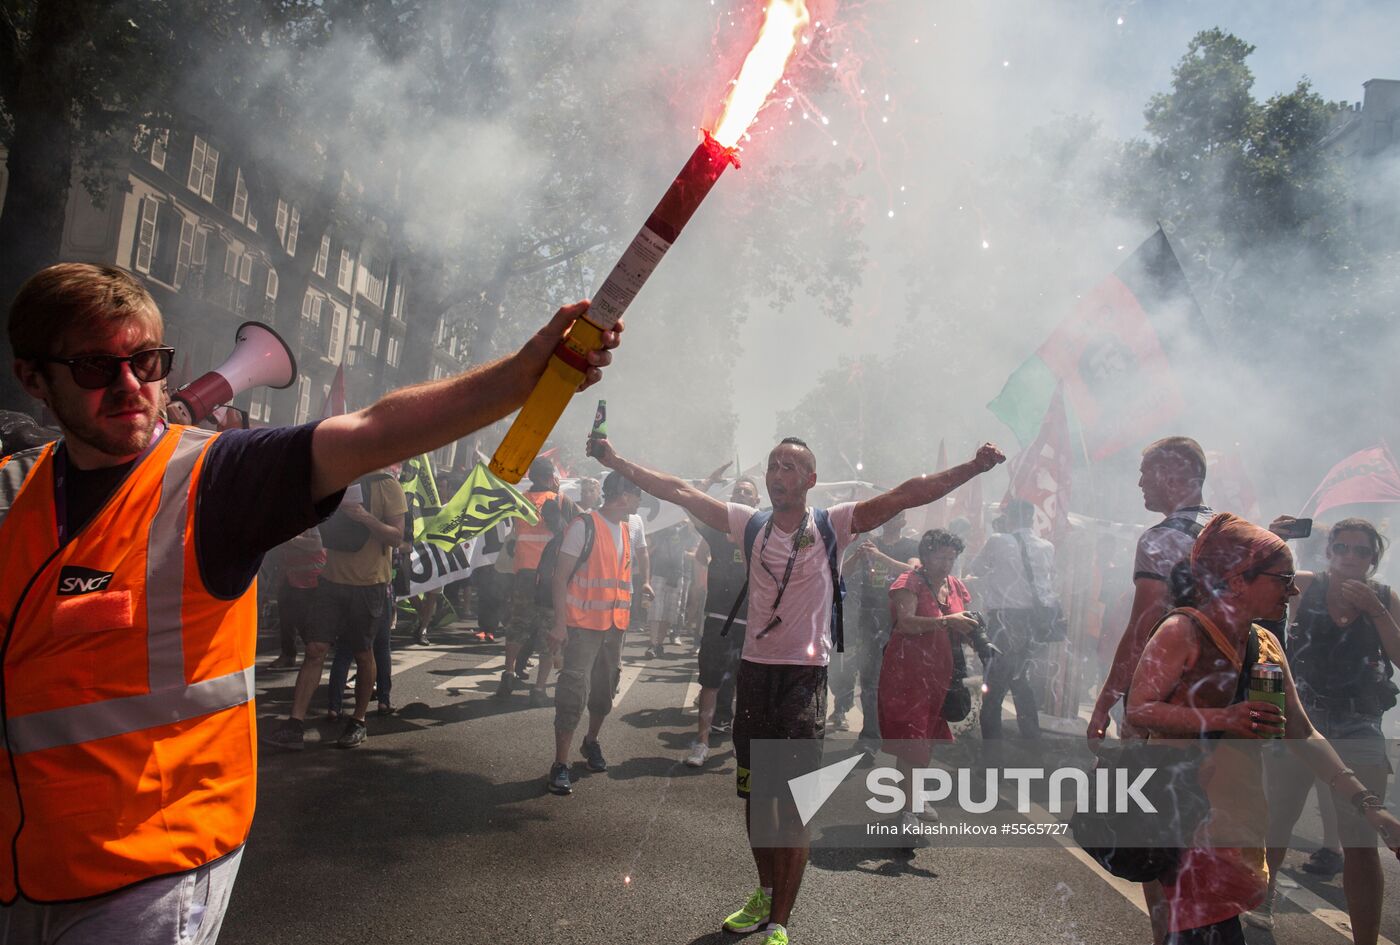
[533,512,598,606]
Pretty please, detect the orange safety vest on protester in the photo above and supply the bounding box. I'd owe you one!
[564,511,632,631]
[512,490,558,571]
[0,426,257,903]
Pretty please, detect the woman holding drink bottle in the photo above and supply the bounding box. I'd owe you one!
[1248,516,1400,940]
[1127,513,1400,945]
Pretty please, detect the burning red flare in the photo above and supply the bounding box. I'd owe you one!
[712,0,812,148]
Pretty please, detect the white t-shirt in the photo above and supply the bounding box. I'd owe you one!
[561,513,628,568]
[628,514,647,554]
[966,529,1058,610]
[727,502,860,667]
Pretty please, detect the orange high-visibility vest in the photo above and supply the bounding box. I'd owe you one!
[512,490,558,571]
[0,426,257,903]
[564,511,632,631]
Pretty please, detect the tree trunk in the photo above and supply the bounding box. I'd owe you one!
[0,0,89,409]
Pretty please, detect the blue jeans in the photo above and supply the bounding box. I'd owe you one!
[329,589,394,714]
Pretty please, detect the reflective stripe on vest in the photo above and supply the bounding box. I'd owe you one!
[513,490,558,571]
[0,426,258,903]
[3,666,254,754]
[564,511,631,630]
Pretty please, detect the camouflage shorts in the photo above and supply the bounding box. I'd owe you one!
[504,571,553,647]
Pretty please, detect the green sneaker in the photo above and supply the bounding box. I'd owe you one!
[722,887,772,933]
[761,926,789,945]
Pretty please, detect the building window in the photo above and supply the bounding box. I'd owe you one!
[370,327,381,357]
[246,211,257,233]
[386,335,400,368]
[191,226,208,267]
[328,304,346,363]
[266,268,279,300]
[346,313,360,365]
[224,245,239,279]
[301,290,325,326]
[286,207,300,256]
[232,170,248,222]
[434,316,445,345]
[187,136,218,201]
[187,137,206,193]
[337,249,353,292]
[135,199,159,274]
[248,389,270,423]
[275,199,288,243]
[151,131,169,170]
[391,283,405,321]
[296,375,311,424]
[315,235,329,277]
[175,217,196,288]
[238,253,253,285]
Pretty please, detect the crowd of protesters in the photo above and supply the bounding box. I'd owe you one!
[242,429,1400,945]
[8,266,1400,945]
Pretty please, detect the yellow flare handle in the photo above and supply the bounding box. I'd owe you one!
[489,317,605,483]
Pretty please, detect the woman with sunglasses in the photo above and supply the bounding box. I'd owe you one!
[1248,517,1400,941]
[1127,513,1400,945]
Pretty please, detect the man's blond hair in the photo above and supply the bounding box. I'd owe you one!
[8,264,162,360]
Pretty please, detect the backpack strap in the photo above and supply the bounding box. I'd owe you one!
[721,511,773,638]
[812,508,846,654]
[569,513,597,581]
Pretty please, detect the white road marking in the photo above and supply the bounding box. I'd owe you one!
[435,654,506,691]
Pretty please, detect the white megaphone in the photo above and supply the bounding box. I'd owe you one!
[166,321,297,426]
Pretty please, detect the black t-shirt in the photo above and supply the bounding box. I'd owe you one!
[699,523,748,618]
[858,535,919,603]
[61,422,343,599]
[650,526,687,582]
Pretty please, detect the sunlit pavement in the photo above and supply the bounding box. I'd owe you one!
[223,619,1400,945]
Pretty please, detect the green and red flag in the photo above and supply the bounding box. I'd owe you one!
[988,227,1209,461]
[1003,385,1073,541]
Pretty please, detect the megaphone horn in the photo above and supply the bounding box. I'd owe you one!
[167,321,298,426]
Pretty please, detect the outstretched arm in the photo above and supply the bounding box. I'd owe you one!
[851,444,1004,535]
[1087,577,1170,740]
[311,302,620,501]
[592,438,729,533]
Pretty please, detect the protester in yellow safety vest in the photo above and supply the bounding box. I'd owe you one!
[0,263,619,940]
[545,472,641,795]
[497,456,576,706]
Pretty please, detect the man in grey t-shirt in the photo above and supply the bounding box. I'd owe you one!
[1088,436,1212,743]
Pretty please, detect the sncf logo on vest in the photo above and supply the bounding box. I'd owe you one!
[57,566,117,596]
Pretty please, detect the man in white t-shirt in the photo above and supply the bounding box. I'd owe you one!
[545,472,643,796]
[591,435,1004,945]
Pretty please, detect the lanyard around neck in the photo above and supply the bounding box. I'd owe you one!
[755,509,809,638]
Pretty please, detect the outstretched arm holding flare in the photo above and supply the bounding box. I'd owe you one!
[590,438,730,534]
[311,302,621,501]
[850,444,1005,535]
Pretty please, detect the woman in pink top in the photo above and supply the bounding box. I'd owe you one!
[878,530,984,775]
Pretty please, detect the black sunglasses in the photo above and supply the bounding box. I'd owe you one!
[44,347,175,390]
[1331,541,1376,559]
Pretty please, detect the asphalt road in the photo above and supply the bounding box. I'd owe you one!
[222,618,1400,945]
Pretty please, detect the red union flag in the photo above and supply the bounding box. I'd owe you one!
[1206,449,1261,520]
[1303,444,1400,521]
[1035,273,1184,461]
[1005,386,1072,540]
